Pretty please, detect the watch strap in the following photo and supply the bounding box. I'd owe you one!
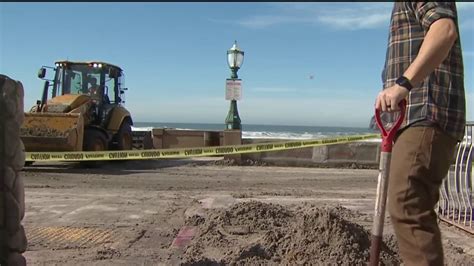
[396,76,413,91]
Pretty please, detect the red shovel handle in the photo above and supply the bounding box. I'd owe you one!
[375,99,406,152]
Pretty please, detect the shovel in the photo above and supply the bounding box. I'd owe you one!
[369,99,406,266]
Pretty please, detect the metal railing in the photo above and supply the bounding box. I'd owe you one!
[438,122,473,234]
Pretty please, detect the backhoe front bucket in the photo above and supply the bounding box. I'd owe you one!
[20,113,84,152]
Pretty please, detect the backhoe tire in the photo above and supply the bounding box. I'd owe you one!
[115,120,132,151]
[81,129,107,168]
[84,129,108,152]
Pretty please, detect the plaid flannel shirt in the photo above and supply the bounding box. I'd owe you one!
[382,2,466,141]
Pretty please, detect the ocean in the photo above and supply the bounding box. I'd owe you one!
[132,122,378,140]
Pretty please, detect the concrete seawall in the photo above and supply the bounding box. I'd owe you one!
[242,138,382,168]
[132,127,383,168]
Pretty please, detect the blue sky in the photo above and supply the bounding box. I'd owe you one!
[0,2,472,127]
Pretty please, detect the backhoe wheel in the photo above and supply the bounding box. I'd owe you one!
[81,129,107,168]
[115,120,132,151]
[84,129,107,151]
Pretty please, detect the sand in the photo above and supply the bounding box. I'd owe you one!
[21,159,474,265]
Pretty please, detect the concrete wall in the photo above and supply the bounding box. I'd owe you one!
[242,139,381,168]
[149,128,222,149]
[132,128,382,168]
[222,130,242,163]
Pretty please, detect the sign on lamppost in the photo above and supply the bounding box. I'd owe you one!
[225,78,242,101]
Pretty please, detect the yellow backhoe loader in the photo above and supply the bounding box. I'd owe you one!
[21,60,133,158]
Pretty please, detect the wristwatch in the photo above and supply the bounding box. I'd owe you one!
[395,76,413,92]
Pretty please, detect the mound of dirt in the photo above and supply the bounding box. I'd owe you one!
[181,201,400,265]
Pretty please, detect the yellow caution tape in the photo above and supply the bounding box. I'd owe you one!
[25,133,380,162]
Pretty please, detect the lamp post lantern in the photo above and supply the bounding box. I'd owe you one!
[225,41,244,130]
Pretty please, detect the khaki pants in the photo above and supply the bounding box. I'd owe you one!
[388,125,458,266]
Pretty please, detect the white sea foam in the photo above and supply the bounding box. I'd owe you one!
[243,131,327,140]
[132,126,381,141]
[132,126,196,131]
[131,126,154,131]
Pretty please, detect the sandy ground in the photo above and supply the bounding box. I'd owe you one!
[21,158,474,265]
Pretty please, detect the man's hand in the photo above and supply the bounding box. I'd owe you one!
[375,84,409,112]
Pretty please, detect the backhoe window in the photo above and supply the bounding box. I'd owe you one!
[68,70,83,94]
[57,64,101,96]
[104,72,116,104]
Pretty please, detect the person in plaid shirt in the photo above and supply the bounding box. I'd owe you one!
[375,2,465,265]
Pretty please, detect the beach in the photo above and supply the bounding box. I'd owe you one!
[22,158,473,265]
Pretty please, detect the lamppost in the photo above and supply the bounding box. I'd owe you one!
[225,41,244,130]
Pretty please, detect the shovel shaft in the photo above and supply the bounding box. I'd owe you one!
[372,152,392,235]
[369,151,391,266]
